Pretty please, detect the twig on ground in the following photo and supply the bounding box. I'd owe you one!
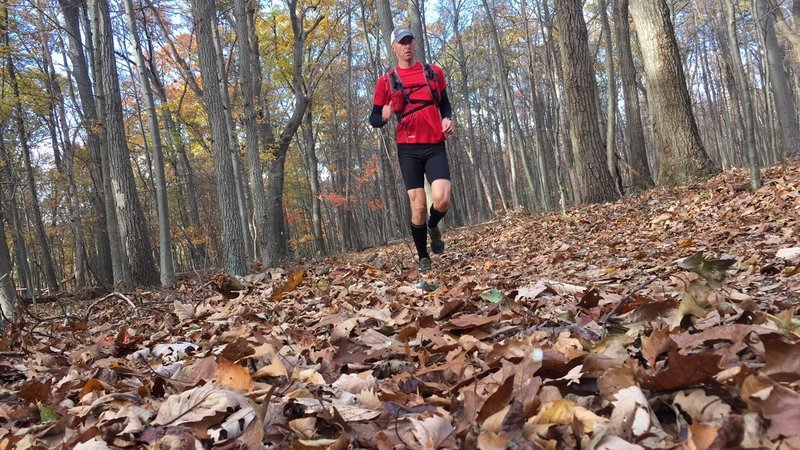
[193,281,213,295]
[84,292,140,322]
[27,314,83,336]
[447,364,501,395]
[600,275,660,335]
[524,324,603,342]
[132,352,195,387]
[394,408,413,449]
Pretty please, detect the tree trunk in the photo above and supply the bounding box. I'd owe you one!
[375,0,395,64]
[190,0,247,275]
[58,0,113,285]
[756,44,778,164]
[482,0,538,209]
[261,0,315,266]
[233,0,269,261]
[795,0,800,29]
[369,0,404,236]
[794,0,800,97]
[755,0,800,158]
[351,4,371,246]
[724,0,761,189]
[41,14,88,289]
[629,0,718,186]
[53,106,85,291]
[484,107,509,211]
[408,0,426,62]
[38,15,63,172]
[250,2,299,260]
[301,104,325,254]
[249,5,270,154]
[5,48,61,293]
[263,145,290,265]
[211,20,255,261]
[146,44,207,266]
[0,131,32,298]
[599,0,623,194]
[521,0,555,210]
[329,77,351,250]
[445,139,468,223]
[695,6,731,169]
[541,0,577,206]
[123,0,175,285]
[0,200,14,325]
[61,132,88,289]
[10,203,33,295]
[764,0,800,67]
[555,0,620,204]
[712,8,745,164]
[96,0,159,286]
[613,0,654,191]
[452,0,493,216]
[90,0,127,285]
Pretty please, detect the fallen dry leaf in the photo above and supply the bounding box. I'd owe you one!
[776,247,800,264]
[640,348,722,390]
[151,384,250,427]
[410,415,457,449]
[289,416,317,439]
[609,386,662,439]
[673,390,731,424]
[741,375,800,439]
[529,399,606,433]
[214,357,254,392]
[761,334,800,382]
[332,404,382,422]
[476,431,511,450]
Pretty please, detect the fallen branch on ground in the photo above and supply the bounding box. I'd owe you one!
[84,292,139,322]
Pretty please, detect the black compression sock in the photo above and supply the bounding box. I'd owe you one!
[427,205,447,229]
[411,222,429,259]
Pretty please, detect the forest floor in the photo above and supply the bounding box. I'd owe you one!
[2,160,799,449]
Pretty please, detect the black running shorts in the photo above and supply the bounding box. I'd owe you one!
[397,142,451,190]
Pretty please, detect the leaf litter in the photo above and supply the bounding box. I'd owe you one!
[1,161,799,449]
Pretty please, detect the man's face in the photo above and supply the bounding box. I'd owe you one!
[391,36,415,62]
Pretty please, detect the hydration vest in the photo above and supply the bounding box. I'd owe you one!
[386,63,441,121]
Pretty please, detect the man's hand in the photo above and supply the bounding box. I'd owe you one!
[382,101,393,122]
[442,118,454,137]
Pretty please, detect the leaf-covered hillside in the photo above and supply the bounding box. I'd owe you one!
[1,160,798,449]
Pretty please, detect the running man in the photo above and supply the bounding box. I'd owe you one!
[369,27,454,273]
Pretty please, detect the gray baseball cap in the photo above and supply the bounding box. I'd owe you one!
[391,28,414,44]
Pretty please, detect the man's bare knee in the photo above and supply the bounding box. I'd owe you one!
[434,198,450,212]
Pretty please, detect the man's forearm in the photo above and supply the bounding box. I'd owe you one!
[439,89,452,120]
[369,104,387,128]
